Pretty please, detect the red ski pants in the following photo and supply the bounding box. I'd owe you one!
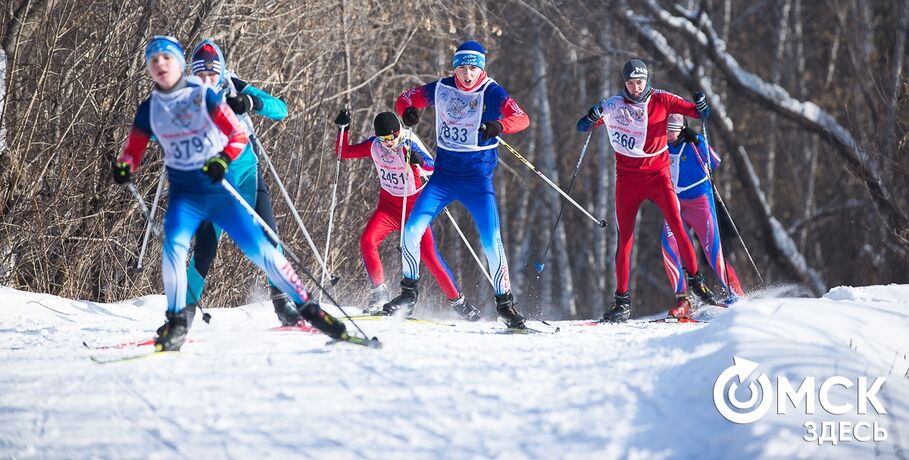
[360,194,460,300]
[615,168,699,294]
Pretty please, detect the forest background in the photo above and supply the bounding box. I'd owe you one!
[1,0,906,318]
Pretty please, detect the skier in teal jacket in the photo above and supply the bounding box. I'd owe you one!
[185,39,299,326]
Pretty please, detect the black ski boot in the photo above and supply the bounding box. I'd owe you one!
[270,286,303,326]
[381,278,419,316]
[298,301,347,340]
[600,292,631,323]
[687,271,719,305]
[450,294,481,321]
[364,283,389,314]
[154,307,195,351]
[495,292,525,329]
[156,303,196,337]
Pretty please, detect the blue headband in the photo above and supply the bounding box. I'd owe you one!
[452,41,487,70]
[145,36,186,70]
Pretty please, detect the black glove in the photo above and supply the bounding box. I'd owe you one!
[112,160,132,184]
[226,93,260,114]
[402,106,420,127]
[202,153,231,183]
[677,126,698,145]
[479,120,503,141]
[406,146,422,165]
[334,108,351,128]
[586,104,604,123]
[693,91,710,120]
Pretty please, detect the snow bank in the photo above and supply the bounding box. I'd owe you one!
[1,284,907,459]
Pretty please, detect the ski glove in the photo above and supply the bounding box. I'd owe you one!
[202,153,231,183]
[693,92,710,120]
[678,126,698,145]
[334,108,351,128]
[585,104,604,123]
[479,121,503,141]
[226,93,260,115]
[402,106,420,127]
[112,160,132,185]
[406,146,422,165]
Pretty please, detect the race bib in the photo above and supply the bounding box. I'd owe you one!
[370,137,417,196]
[434,80,495,151]
[602,95,662,158]
[149,85,226,170]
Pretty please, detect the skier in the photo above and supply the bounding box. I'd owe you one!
[333,109,480,320]
[184,39,302,327]
[576,58,718,322]
[387,40,530,328]
[660,114,744,303]
[112,36,347,351]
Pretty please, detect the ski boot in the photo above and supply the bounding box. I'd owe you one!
[450,294,481,321]
[364,283,389,314]
[381,278,419,316]
[687,271,719,305]
[668,293,692,318]
[154,307,195,351]
[298,301,347,340]
[156,303,196,337]
[599,292,632,323]
[270,286,303,326]
[495,292,525,329]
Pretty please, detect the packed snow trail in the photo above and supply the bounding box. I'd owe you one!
[2,285,908,459]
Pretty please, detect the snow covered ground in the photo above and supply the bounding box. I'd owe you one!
[2,284,908,459]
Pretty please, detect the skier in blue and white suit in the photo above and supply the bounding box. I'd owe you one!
[385,40,530,328]
[113,36,347,351]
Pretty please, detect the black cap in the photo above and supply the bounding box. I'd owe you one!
[373,112,401,137]
[622,59,649,81]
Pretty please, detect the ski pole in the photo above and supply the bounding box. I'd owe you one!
[399,127,414,250]
[136,168,166,271]
[319,113,348,295]
[124,182,211,323]
[698,121,764,283]
[219,179,371,339]
[494,133,607,228]
[254,134,339,286]
[535,131,593,273]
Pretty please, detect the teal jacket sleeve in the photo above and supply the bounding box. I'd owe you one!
[232,76,288,121]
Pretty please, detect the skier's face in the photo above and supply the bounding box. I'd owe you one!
[148,53,182,90]
[454,65,483,87]
[196,71,220,87]
[378,132,401,150]
[625,78,647,98]
[667,129,680,143]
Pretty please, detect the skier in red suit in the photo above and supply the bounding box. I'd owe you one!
[334,110,480,321]
[577,59,718,321]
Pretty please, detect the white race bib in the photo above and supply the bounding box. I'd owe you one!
[434,79,496,152]
[602,95,663,158]
[149,84,226,170]
[369,135,429,196]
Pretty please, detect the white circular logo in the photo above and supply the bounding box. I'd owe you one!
[713,356,773,424]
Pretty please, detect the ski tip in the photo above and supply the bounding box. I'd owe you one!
[534,263,545,273]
